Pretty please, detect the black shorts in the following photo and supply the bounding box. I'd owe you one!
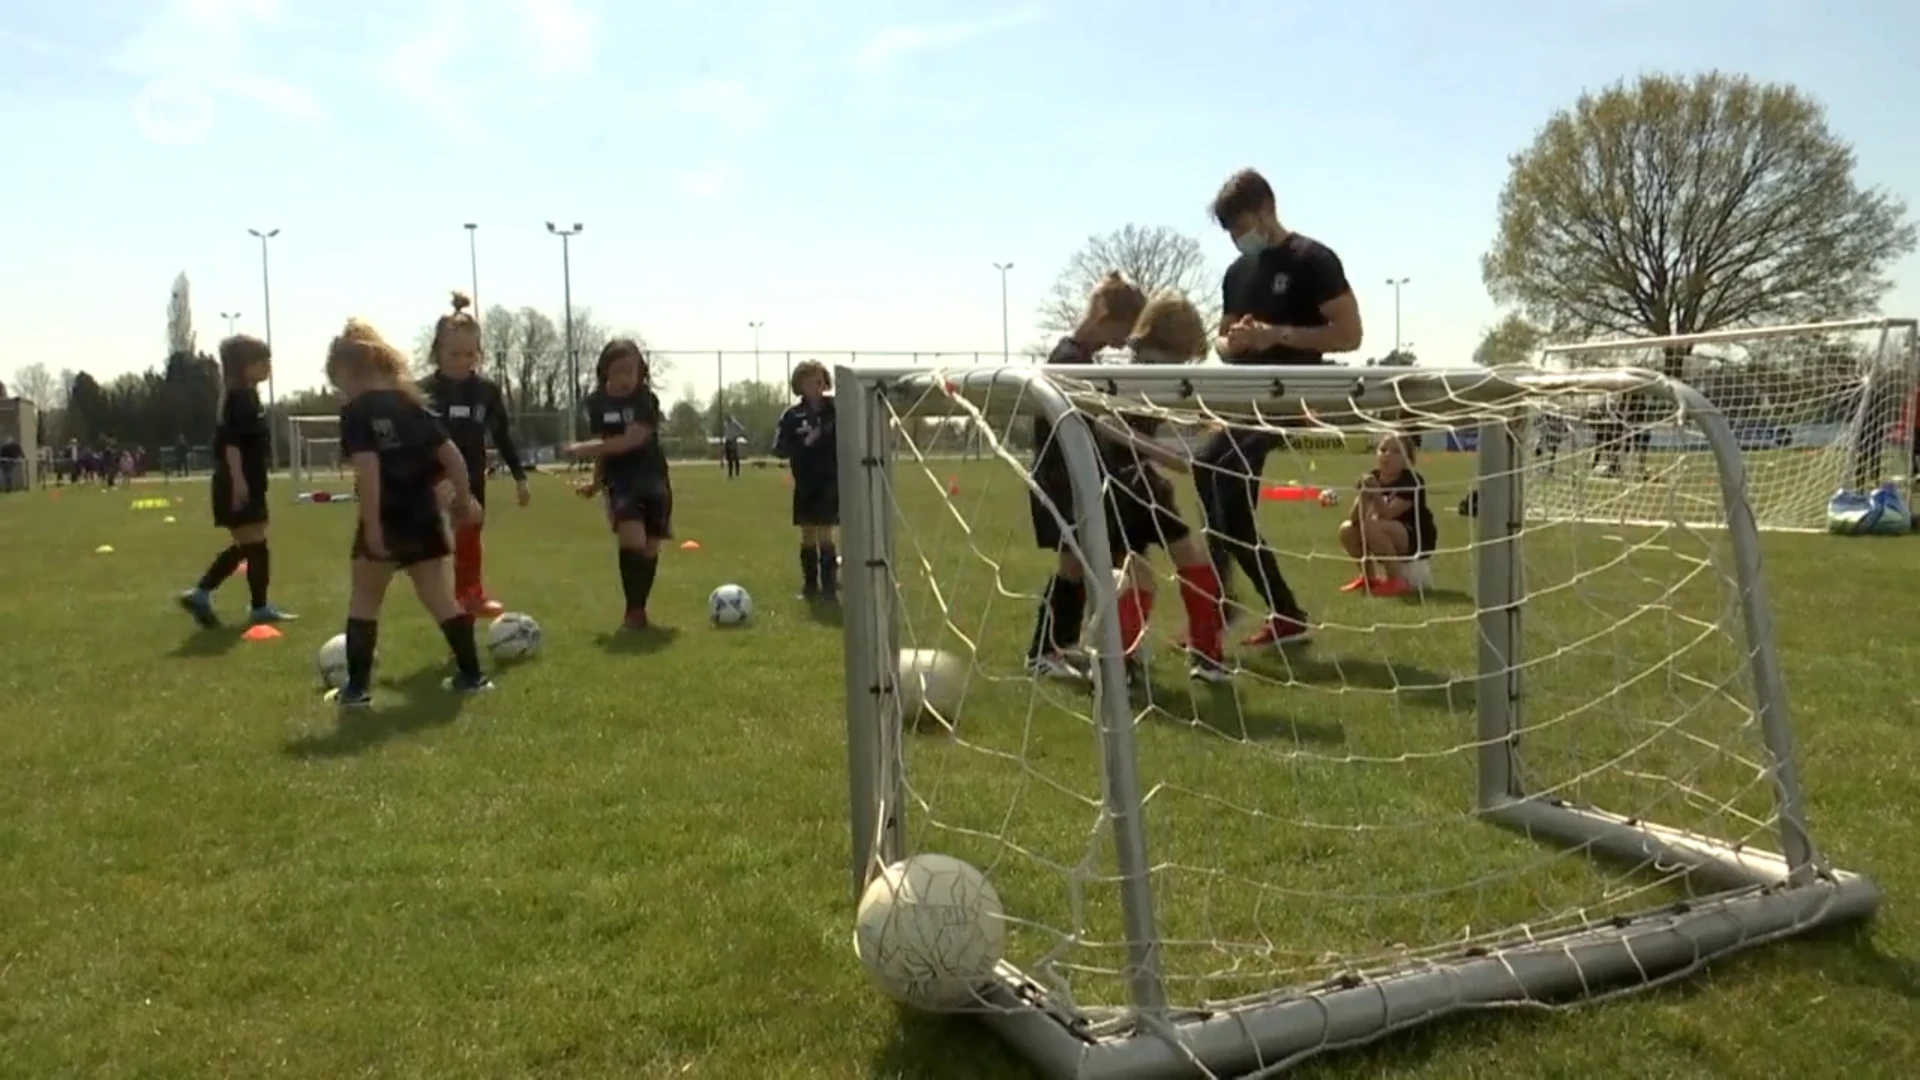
[793,477,839,526]
[352,506,451,568]
[1030,468,1189,556]
[605,477,673,538]
[210,470,268,529]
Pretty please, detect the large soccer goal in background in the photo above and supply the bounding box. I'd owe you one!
[287,415,344,487]
[835,361,1879,1079]
[1534,317,1918,532]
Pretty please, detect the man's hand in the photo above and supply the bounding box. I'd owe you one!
[515,478,532,507]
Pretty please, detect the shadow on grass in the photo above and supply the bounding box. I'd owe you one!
[281,664,483,759]
[1240,649,1469,713]
[168,626,246,659]
[593,624,683,655]
[1140,678,1349,745]
[806,598,845,627]
[868,1007,1043,1080]
[1404,586,1475,606]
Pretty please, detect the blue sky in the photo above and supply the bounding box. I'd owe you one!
[2,0,1917,407]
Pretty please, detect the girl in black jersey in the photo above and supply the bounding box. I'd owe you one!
[178,335,296,628]
[1337,434,1436,597]
[324,319,491,707]
[1023,273,1146,680]
[567,340,671,631]
[420,291,528,616]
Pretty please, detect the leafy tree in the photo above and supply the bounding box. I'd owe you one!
[705,379,786,454]
[1472,313,1545,367]
[1038,224,1218,338]
[167,272,195,358]
[1373,349,1417,366]
[65,372,108,443]
[1484,71,1916,374]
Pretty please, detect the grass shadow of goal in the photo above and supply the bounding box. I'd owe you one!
[1238,651,1471,714]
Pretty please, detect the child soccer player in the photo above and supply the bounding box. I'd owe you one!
[567,340,670,631]
[773,359,840,601]
[419,290,529,616]
[1025,272,1147,680]
[324,318,491,707]
[1337,434,1436,597]
[178,334,296,627]
[1092,290,1230,683]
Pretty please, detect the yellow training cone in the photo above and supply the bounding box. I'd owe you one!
[94,544,114,554]
[163,515,177,524]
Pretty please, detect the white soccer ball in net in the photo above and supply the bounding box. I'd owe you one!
[316,633,350,689]
[898,648,965,719]
[486,612,542,661]
[854,853,1005,1011]
[709,583,753,626]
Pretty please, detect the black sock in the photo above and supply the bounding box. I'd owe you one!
[197,545,244,592]
[617,549,644,611]
[633,553,660,611]
[1027,574,1086,659]
[345,617,378,691]
[439,614,482,677]
[800,544,821,592]
[241,541,270,608]
[819,543,838,592]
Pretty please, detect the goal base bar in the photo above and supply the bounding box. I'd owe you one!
[971,799,1880,1080]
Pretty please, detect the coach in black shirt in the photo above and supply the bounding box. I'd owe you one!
[1195,167,1364,645]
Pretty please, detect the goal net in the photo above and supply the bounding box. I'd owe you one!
[1535,318,1918,532]
[288,414,346,488]
[835,362,1878,1079]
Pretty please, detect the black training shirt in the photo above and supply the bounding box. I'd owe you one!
[1220,233,1351,364]
[421,372,524,480]
[774,397,837,488]
[214,385,271,483]
[339,389,450,508]
[585,386,667,486]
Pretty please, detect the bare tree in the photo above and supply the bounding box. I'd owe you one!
[167,272,196,358]
[1038,224,1218,338]
[10,363,58,406]
[1483,72,1917,374]
[1472,313,1545,368]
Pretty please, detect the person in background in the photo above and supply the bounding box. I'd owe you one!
[772,361,839,601]
[722,414,745,478]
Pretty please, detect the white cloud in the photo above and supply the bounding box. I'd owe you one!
[113,0,324,128]
[522,0,599,75]
[854,8,1042,73]
[669,79,775,135]
[672,164,741,202]
[376,23,486,139]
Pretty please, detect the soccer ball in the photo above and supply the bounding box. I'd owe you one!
[709,583,753,626]
[316,633,350,689]
[854,853,1005,1011]
[1318,487,1340,508]
[898,648,966,719]
[486,612,542,661]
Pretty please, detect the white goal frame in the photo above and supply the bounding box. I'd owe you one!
[287,414,343,488]
[835,362,1880,1079]
[1537,317,1919,532]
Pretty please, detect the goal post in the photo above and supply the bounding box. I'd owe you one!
[835,361,1880,1079]
[287,414,343,488]
[1536,317,1918,532]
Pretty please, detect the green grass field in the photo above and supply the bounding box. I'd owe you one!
[1,453,1915,1080]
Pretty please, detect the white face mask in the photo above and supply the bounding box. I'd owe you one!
[1235,231,1269,257]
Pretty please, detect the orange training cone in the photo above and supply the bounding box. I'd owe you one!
[241,624,282,641]
[679,539,702,551]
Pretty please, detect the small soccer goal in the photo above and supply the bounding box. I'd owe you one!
[1534,317,1918,532]
[288,414,345,488]
[834,362,1879,1079]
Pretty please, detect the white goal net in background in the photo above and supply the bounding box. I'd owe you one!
[836,362,1879,1079]
[1534,318,1918,532]
[288,415,345,488]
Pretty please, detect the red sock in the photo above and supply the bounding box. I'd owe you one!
[453,525,478,597]
[1117,587,1155,655]
[1176,563,1225,659]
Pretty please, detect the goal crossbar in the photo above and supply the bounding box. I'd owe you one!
[836,362,1880,1079]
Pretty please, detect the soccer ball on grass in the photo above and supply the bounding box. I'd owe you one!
[897,648,966,720]
[486,612,542,661]
[709,583,753,626]
[854,853,1005,1011]
[316,633,350,689]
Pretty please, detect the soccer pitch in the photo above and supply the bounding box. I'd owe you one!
[1,456,1915,1079]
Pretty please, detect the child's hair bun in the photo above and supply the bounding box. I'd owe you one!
[450,290,473,313]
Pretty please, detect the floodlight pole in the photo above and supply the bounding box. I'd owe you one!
[248,227,280,464]
[219,311,240,336]
[1386,276,1411,355]
[993,262,1014,362]
[749,321,765,389]
[463,223,480,315]
[546,221,584,441]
